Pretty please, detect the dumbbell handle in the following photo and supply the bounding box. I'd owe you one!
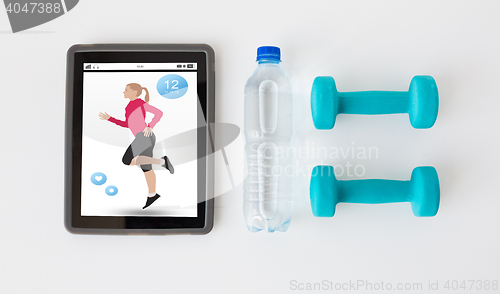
[339,91,408,114]
[337,179,410,203]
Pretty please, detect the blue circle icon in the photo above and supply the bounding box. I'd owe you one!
[91,172,107,185]
[105,185,118,196]
[157,74,188,99]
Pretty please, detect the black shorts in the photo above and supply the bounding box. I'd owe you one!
[122,132,156,172]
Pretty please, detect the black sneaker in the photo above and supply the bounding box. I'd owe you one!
[162,155,174,174]
[143,194,161,209]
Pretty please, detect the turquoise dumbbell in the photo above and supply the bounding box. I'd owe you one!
[310,166,440,217]
[311,75,439,129]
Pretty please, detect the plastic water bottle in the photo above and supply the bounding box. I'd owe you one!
[244,46,293,232]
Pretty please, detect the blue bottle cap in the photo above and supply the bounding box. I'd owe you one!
[256,46,281,62]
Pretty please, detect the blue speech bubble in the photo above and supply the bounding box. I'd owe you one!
[91,172,107,185]
[105,185,118,196]
[157,74,188,99]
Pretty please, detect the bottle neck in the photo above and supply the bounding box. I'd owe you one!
[257,59,280,65]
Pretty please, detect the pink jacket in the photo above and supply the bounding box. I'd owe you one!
[108,99,163,136]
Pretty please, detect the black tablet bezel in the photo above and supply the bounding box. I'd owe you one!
[65,44,214,234]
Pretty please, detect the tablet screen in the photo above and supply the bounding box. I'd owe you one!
[81,62,199,217]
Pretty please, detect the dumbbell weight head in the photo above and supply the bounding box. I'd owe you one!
[311,76,338,130]
[310,165,338,217]
[408,76,439,129]
[409,166,440,217]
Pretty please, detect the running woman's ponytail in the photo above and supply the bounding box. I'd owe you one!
[126,83,149,103]
[143,87,150,103]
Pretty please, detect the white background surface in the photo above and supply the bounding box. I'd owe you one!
[0,1,499,293]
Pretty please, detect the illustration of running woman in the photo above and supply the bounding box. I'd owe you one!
[99,83,174,209]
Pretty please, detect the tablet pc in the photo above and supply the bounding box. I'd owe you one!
[65,44,214,234]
